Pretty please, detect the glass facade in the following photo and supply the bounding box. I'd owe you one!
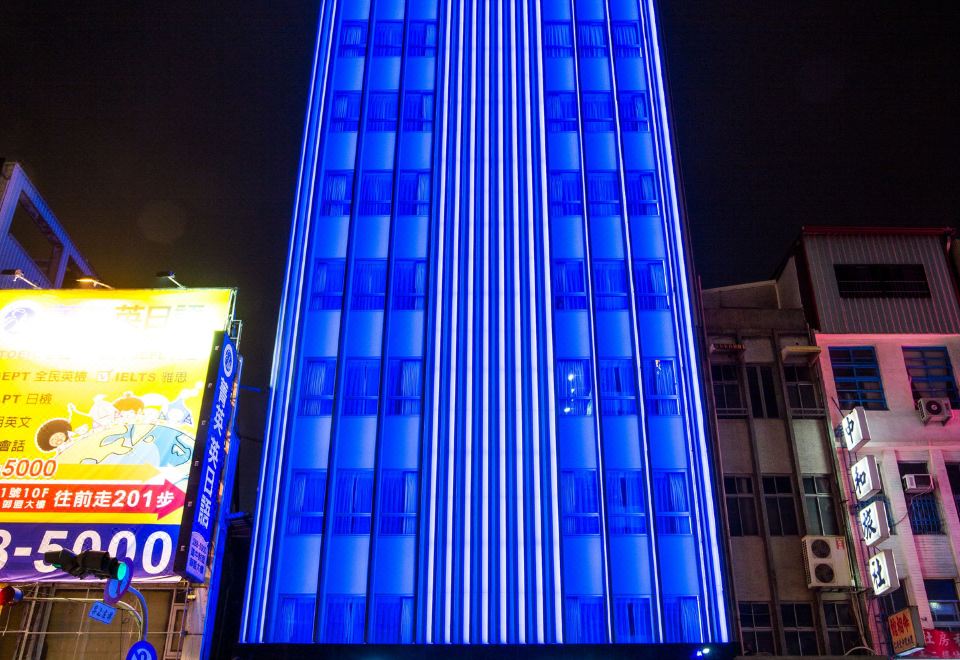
[242,0,727,645]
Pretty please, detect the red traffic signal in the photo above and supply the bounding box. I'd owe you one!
[0,585,24,606]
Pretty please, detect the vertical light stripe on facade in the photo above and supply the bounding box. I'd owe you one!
[481,0,492,643]
[496,0,508,642]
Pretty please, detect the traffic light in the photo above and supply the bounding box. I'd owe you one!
[0,585,24,606]
[43,549,125,579]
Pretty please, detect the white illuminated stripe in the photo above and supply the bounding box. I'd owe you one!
[530,0,563,641]
[520,0,545,642]
[481,0,492,644]
[426,0,456,642]
[496,0,508,642]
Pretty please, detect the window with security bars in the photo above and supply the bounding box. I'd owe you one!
[565,596,607,643]
[587,172,622,216]
[397,171,431,216]
[829,346,887,410]
[311,259,345,311]
[607,470,646,533]
[321,171,353,216]
[712,364,746,418]
[372,596,414,642]
[599,359,637,415]
[352,260,387,309]
[277,596,315,642]
[593,260,629,310]
[545,92,578,132]
[300,358,336,416]
[331,92,361,132]
[287,470,326,535]
[781,603,818,655]
[823,601,861,654]
[948,464,960,525]
[343,359,380,416]
[379,470,417,534]
[386,359,422,415]
[403,91,434,132]
[645,358,680,415]
[739,602,775,655]
[548,171,583,216]
[747,365,779,418]
[333,471,373,534]
[611,22,642,58]
[339,21,368,57]
[407,21,437,56]
[543,22,574,58]
[392,260,427,310]
[367,93,399,132]
[560,470,600,534]
[664,596,701,642]
[724,476,758,536]
[619,92,650,131]
[834,263,930,298]
[552,260,588,310]
[784,364,824,417]
[373,21,403,56]
[903,346,959,406]
[577,22,608,58]
[582,93,615,132]
[557,358,593,415]
[654,471,691,534]
[324,595,366,642]
[803,475,838,536]
[763,475,799,536]
[899,461,942,534]
[925,580,960,630]
[614,597,652,642]
[625,171,659,215]
[633,259,669,309]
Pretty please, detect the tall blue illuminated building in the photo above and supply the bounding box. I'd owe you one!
[243,0,728,647]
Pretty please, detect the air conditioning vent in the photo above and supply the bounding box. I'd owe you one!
[903,473,935,494]
[802,535,852,589]
[814,564,835,583]
[918,397,952,425]
[811,539,830,559]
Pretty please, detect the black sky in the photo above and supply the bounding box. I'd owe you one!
[2,2,959,389]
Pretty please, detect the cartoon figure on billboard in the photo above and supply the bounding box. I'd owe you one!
[34,418,73,452]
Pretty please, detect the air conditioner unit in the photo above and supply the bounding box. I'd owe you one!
[918,397,952,425]
[903,473,935,493]
[801,535,853,589]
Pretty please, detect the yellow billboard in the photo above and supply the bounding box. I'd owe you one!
[0,288,233,580]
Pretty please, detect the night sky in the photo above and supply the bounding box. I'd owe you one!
[2,1,959,391]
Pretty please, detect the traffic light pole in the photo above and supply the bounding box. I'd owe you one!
[127,586,148,641]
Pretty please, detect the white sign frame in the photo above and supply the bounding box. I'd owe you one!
[869,549,900,596]
[859,500,890,547]
[841,406,871,452]
[851,455,881,501]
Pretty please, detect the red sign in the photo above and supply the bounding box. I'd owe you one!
[921,629,960,658]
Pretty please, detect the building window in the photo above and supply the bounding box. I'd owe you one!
[277,596,315,642]
[607,470,647,533]
[763,475,799,536]
[300,358,336,416]
[903,347,960,406]
[311,259,346,311]
[552,260,588,310]
[577,22,608,58]
[359,168,393,211]
[403,91,434,132]
[645,358,680,416]
[560,470,600,534]
[392,259,427,310]
[746,365,779,418]
[287,470,326,535]
[926,580,960,630]
[625,171,659,216]
[738,602,776,655]
[712,364,746,418]
[619,92,649,131]
[823,601,860,654]
[899,461,942,535]
[587,172,622,216]
[611,22,642,58]
[367,93,399,132]
[557,358,593,415]
[784,365,823,417]
[598,359,637,416]
[372,596,414,642]
[654,471,691,534]
[803,475,838,535]
[664,596,701,642]
[343,359,380,416]
[781,602,818,655]
[331,92,361,132]
[565,596,607,642]
[379,470,417,534]
[582,93,615,132]
[386,359,422,415]
[548,171,583,216]
[834,263,930,298]
[593,260,629,310]
[545,92,578,133]
[352,259,388,309]
[724,476,759,536]
[829,347,887,411]
[948,464,960,524]
[397,171,431,216]
[407,21,437,57]
[614,597,652,642]
[333,471,374,534]
[339,21,368,57]
[373,21,403,56]
[543,22,574,58]
[633,259,669,310]
[321,171,353,216]
[324,595,366,642]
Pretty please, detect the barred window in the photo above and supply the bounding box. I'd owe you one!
[374,21,403,56]
[339,21,368,57]
[310,259,345,311]
[611,22,642,58]
[331,92,361,132]
[343,358,380,416]
[829,346,886,411]
[607,470,646,534]
[582,93,615,132]
[367,92,399,132]
[592,260,629,310]
[397,171,431,216]
[599,359,637,416]
[899,461,942,535]
[408,21,437,57]
[542,22,574,58]
[545,92,578,133]
[633,259,669,309]
[903,346,959,406]
[560,470,600,535]
[300,358,336,416]
[403,92,434,132]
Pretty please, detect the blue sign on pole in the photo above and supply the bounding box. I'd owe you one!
[126,640,158,660]
[88,601,116,625]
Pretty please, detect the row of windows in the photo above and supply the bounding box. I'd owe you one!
[739,601,859,655]
[547,170,659,217]
[724,474,838,538]
[553,259,669,312]
[338,20,437,58]
[556,357,679,417]
[331,92,436,133]
[300,358,422,417]
[320,171,432,216]
[312,258,426,312]
[544,91,650,133]
[541,21,644,60]
[830,345,959,410]
[712,363,824,419]
[834,263,930,299]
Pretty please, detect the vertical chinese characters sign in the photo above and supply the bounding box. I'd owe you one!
[0,289,234,581]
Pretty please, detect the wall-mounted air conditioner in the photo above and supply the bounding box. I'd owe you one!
[902,474,935,494]
[801,536,853,589]
[918,397,952,425]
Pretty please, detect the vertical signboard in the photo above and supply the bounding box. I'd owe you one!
[851,455,881,501]
[869,549,900,596]
[841,406,871,452]
[859,500,890,547]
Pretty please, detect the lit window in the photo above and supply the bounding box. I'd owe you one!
[556,358,593,415]
[654,471,691,534]
[277,596,315,642]
[663,596,701,642]
[645,358,679,415]
[587,172,622,216]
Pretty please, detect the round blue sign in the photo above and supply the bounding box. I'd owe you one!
[104,560,132,605]
[126,640,158,660]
